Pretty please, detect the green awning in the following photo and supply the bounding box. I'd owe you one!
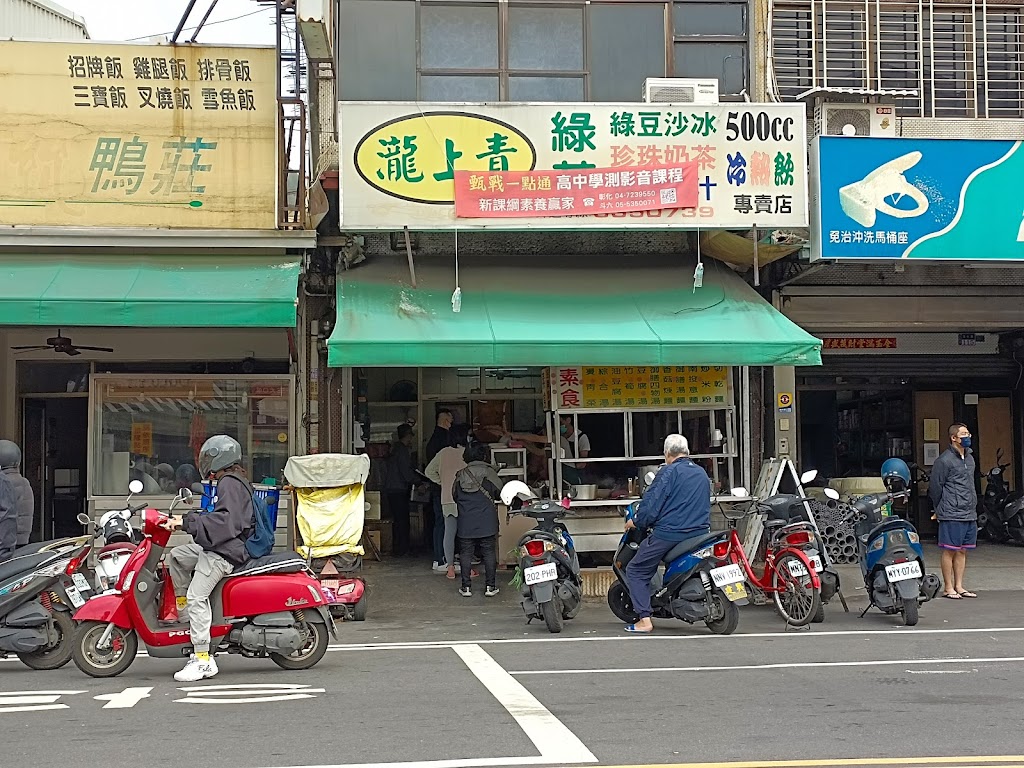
[0,256,300,327]
[327,254,821,367]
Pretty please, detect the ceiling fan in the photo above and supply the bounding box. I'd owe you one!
[11,330,114,357]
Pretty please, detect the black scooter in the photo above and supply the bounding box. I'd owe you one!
[507,491,582,634]
[0,538,91,669]
[979,448,1018,542]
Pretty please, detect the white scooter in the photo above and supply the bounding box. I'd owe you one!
[85,481,145,594]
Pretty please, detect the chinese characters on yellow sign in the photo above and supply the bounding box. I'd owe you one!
[0,41,276,229]
[552,366,730,409]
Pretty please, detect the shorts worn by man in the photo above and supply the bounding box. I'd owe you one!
[928,423,979,600]
[165,435,254,682]
[623,434,711,634]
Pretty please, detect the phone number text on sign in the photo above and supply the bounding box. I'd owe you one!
[454,164,698,218]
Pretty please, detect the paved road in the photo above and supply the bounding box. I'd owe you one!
[4,589,1024,768]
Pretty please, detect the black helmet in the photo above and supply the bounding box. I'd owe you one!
[198,435,243,478]
[0,440,21,470]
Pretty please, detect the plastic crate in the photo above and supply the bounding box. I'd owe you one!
[201,481,280,529]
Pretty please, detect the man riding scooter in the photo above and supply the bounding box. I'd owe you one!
[623,434,712,634]
[164,435,255,682]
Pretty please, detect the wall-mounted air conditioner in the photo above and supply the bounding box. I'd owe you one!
[814,103,897,137]
[642,78,719,105]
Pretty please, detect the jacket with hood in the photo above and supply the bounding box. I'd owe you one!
[453,461,504,538]
[183,472,254,566]
[2,468,34,547]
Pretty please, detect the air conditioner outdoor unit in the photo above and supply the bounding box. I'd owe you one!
[814,103,897,137]
[642,78,719,105]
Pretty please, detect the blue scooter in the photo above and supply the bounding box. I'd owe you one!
[853,458,942,626]
[606,469,747,635]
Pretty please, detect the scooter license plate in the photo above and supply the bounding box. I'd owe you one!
[524,563,557,585]
[72,573,91,593]
[885,561,922,582]
[64,584,85,609]
[710,563,745,587]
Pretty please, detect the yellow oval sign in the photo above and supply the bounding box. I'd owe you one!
[353,112,536,205]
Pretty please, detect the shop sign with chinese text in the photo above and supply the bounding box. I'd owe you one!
[550,366,730,410]
[454,164,698,218]
[0,41,276,230]
[814,136,1024,260]
[340,103,808,230]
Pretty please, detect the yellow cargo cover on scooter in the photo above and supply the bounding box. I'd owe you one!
[284,454,371,560]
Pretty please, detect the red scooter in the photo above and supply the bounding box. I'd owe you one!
[70,485,338,678]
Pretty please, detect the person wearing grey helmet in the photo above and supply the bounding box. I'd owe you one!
[163,435,255,682]
[0,440,32,554]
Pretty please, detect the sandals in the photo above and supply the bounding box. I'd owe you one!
[942,592,961,599]
[624,624,653,634]
[958,590,978,598]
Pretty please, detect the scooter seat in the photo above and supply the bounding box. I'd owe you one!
[228,551,308,578]
[0,551,53,583]
[662,530,726,564]
[98,543,136,557]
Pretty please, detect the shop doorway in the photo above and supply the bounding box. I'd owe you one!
[21,397,89,541]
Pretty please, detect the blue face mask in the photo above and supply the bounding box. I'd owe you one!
[960,436,972,449]
[559,425,568,435]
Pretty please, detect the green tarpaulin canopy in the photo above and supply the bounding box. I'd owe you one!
[327,254,821,367]
[0,256,300,327]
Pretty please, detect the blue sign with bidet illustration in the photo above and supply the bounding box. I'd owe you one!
[813,135,1024,260]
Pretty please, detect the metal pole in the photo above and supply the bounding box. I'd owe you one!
[170,0,199,43]
[752,224,760,287]
[188,0,219,43]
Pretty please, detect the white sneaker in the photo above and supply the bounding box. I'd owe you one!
[174,654,219,682]
[485,586,500,597]
[432,561,447,573]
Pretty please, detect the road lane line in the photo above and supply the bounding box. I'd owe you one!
[508,655,1024,675]
[453,644,596,765]
[592,757,1024,768]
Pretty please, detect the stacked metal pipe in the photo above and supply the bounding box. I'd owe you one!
[808,498,860,564]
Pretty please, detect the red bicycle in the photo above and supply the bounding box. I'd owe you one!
[715,500,822,626]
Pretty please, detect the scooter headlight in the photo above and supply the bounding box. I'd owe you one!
[908,532,920,544]
[868,537,885,553]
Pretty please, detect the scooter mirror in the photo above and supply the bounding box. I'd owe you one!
[823,487,841,500]
[800,469,819,484]
[730,487,748,497]
[176,488,194,506]
[128,479,144,495]
[77,513,91,525]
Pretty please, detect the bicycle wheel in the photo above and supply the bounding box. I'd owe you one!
[771,552,821,627]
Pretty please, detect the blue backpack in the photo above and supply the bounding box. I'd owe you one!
[245,490,275,559]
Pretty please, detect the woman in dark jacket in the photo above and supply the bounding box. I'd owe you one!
[453,442,504,597]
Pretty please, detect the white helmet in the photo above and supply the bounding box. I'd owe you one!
[500,480,535,507]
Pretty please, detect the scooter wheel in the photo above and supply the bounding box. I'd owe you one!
[351,593,368,622]
[271,619,330,670]
[72,621,138,678]
[810,601,826,624]
[902,599,919,627]
[17,609,75,670]
[705,589,740,635]
[606,583,640,624]
[540,597,564,634]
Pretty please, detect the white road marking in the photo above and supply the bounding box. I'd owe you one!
[175,683,325,704]
[0,690,85,713]
[453,644,596,765]
[508,655,1024,676]
[94,687,153,709]
[3,625,1024,663]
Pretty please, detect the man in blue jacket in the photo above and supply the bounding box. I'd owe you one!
[624,434,711,633]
